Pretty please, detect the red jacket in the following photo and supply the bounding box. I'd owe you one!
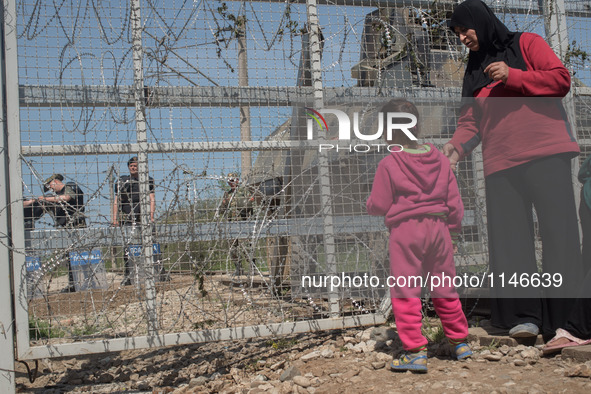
[366,143,463,234]
[449,32,579,176]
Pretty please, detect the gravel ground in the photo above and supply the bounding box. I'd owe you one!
[15,323,591,393]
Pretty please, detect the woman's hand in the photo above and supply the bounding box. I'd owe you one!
[442,143,460,171]
[484,61,509,84]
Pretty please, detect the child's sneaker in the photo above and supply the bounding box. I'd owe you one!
[390,351,428,373]
[454,343,473,360]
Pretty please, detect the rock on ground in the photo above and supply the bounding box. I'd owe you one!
[14,325,591,393]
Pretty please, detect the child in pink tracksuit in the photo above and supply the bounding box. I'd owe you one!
[366,99,471,373]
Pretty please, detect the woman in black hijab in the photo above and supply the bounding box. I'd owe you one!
[449,0,527,98]
[443,0,582,340]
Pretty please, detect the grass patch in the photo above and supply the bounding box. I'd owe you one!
[267,337,298,350]
[193,319,216,330]
[422,319,445,343]
[29,318,65,340]
[71,324,100,337]
[482,338,500,351]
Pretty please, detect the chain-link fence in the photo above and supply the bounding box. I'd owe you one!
[3,0,589,360]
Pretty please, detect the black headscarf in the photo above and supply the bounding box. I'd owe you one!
[449,0,527,97]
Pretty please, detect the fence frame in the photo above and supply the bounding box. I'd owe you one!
[0,0,16,390]
[1,3,586,387]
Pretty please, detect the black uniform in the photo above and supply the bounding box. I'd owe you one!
[115,174,158,284]
[24,181,86,292]
[115,175,155,224]
[24,181,86,229]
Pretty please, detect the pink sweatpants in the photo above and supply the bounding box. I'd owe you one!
[388,216,469,350]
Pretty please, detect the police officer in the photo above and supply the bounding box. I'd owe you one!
[23,173,86,292]
[24,173,86,229]
[112,156,155,226]
[112,156,158,285]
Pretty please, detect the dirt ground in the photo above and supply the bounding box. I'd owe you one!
[18,273,591,393]
[14,322,591,394]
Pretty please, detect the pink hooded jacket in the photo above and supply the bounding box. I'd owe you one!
[366,143,463,234]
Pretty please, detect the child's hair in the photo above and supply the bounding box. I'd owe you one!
[380,99,420,148]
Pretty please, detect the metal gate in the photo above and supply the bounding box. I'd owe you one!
[1,0,590,391]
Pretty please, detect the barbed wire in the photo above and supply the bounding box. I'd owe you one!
[10,0,591,353]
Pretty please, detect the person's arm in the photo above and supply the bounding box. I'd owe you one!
[38,190,73,204]
[444,103,482,168]
[112,199,119,226]
[112,182,119,226]
[446,167,464,246]
[504,33,571,97]
[149,192,155,222]
[148,177,156,222]
[366,161,394,217]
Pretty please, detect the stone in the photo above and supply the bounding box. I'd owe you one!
[483,353,503,362]
[375,352,393,362]
[188,376,208,387]
[293,376,311,388]
[508,347,518,355]
[97,373,114,383]
[352,343,366,353]
[162,371,179,385]
[341,368,360,380]
[301,351,321,361]
[371,327,399,342]
[365,340,377,352]
[136,380,150,391]
[566,364,591,378]
[270,360,286,370]
[251,380,270,388]
[499,345,511,355]
[357,328,373,342]
[279,365,300,382]
[520,348,540,360]
[563,345,591,362]
[280,381,294,394]
[209,380,225,392]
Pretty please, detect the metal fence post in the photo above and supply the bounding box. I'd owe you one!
[306,0,340,318]
[237,9,252,180]
[0,0,16,389]
[131,0,159,339]
[1,0,25,390]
